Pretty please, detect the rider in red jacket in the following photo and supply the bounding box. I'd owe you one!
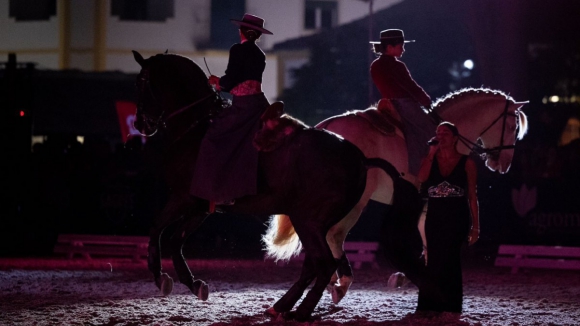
[370,29,434,176]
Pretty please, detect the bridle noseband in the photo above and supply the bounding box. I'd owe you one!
[428,99,519,161]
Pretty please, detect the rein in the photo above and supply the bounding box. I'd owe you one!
[136,66,222,141]
[428,98,518,160]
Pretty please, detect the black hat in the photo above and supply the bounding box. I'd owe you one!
[370,29,415,45]
[230,13,273,35]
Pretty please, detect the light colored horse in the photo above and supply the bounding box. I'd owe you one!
[264,87,528,303]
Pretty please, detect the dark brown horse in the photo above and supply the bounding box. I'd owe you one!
[131,51,417,321]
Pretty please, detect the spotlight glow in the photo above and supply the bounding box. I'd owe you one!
[463,59,474,70]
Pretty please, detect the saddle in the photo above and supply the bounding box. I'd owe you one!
[253,101,308,152]
[356,99,405,138]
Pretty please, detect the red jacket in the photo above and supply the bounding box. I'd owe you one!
[370,55,431,107]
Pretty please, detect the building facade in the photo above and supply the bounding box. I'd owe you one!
[0,0,401,101]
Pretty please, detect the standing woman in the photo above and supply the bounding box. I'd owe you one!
[370,29,433,176]
[191,14,273,204]
[416,122,479,313]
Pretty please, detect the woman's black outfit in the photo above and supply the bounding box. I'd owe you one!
[190,41,270,201]
[418,155,470,313]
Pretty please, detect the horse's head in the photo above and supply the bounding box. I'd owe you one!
[478,100,528,173]
[434,88,529,174]
[132,50,216,137]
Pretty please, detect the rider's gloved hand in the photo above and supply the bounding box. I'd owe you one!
[208,75,221,91]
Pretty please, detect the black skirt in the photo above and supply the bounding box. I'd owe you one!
[190,93,269,201]
[417,196,470,313]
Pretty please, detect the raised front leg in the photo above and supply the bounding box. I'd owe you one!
[328,253,352,304]
[325,197,369,304]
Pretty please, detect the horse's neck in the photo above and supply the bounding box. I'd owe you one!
[438,97,505,155]
[163,93,215,142]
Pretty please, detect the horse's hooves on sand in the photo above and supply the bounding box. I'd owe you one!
[282,311,316,323]
[194,280,209,301]
[331,285,346,304]
[160,273,174,296]
[387,272,408,288]
[326,281,338,294]
[264,307,282,319]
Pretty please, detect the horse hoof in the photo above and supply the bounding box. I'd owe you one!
[160,273,174,296]
[387,272,407,288]
[326,280,339,294]
[331,286,346,304]
[281,311,296,321]
[289,310,315,323]
[339,275,353,289]
[264,307,281,319]
[193,280,209,301]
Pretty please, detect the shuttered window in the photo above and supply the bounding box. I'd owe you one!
[9,0,56,21]
[111,0,174,22]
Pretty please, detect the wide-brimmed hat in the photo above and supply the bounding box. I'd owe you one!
[230,13,273,35]
[369,29,414,44]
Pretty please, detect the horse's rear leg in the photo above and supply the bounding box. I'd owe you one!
[269,218,340,321]
[169,213,210,300]
[292,232,339,322]
[269,253,317,317]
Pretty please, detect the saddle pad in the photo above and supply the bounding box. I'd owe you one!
[355,108,405,138]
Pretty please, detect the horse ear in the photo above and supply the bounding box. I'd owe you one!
[132,50,146,67]
[164,49,168,54]
[512,101,529,111]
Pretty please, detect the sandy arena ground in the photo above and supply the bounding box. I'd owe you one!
[1,257,579,326]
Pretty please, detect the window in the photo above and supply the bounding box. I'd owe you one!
[208,0,245,49]
[9,0,56,21]
[111,0,174,22]
[304,0,337,30]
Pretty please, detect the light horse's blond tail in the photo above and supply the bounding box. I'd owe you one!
[262,214,302,261]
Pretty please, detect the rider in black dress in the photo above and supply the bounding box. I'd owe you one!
[416,122,480,313]
[190,14,273,203]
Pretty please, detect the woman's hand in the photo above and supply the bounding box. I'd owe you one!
[427,138,439,156]
[208,75,221,91]
[467,227,479,245]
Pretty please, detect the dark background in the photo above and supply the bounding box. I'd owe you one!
[1,0,579,258]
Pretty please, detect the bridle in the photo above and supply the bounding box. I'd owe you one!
[428,99,519,161]
[135,66,222,141]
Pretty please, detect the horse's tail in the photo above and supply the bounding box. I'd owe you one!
[262,214,302,262]
[365,157,422,226]
[365,157,401,180]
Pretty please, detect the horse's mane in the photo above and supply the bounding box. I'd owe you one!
[328,106,378,119]
[433,87,527,139]
[148,53,208,85]
[147,53,232,110]
[432,87,514,112]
